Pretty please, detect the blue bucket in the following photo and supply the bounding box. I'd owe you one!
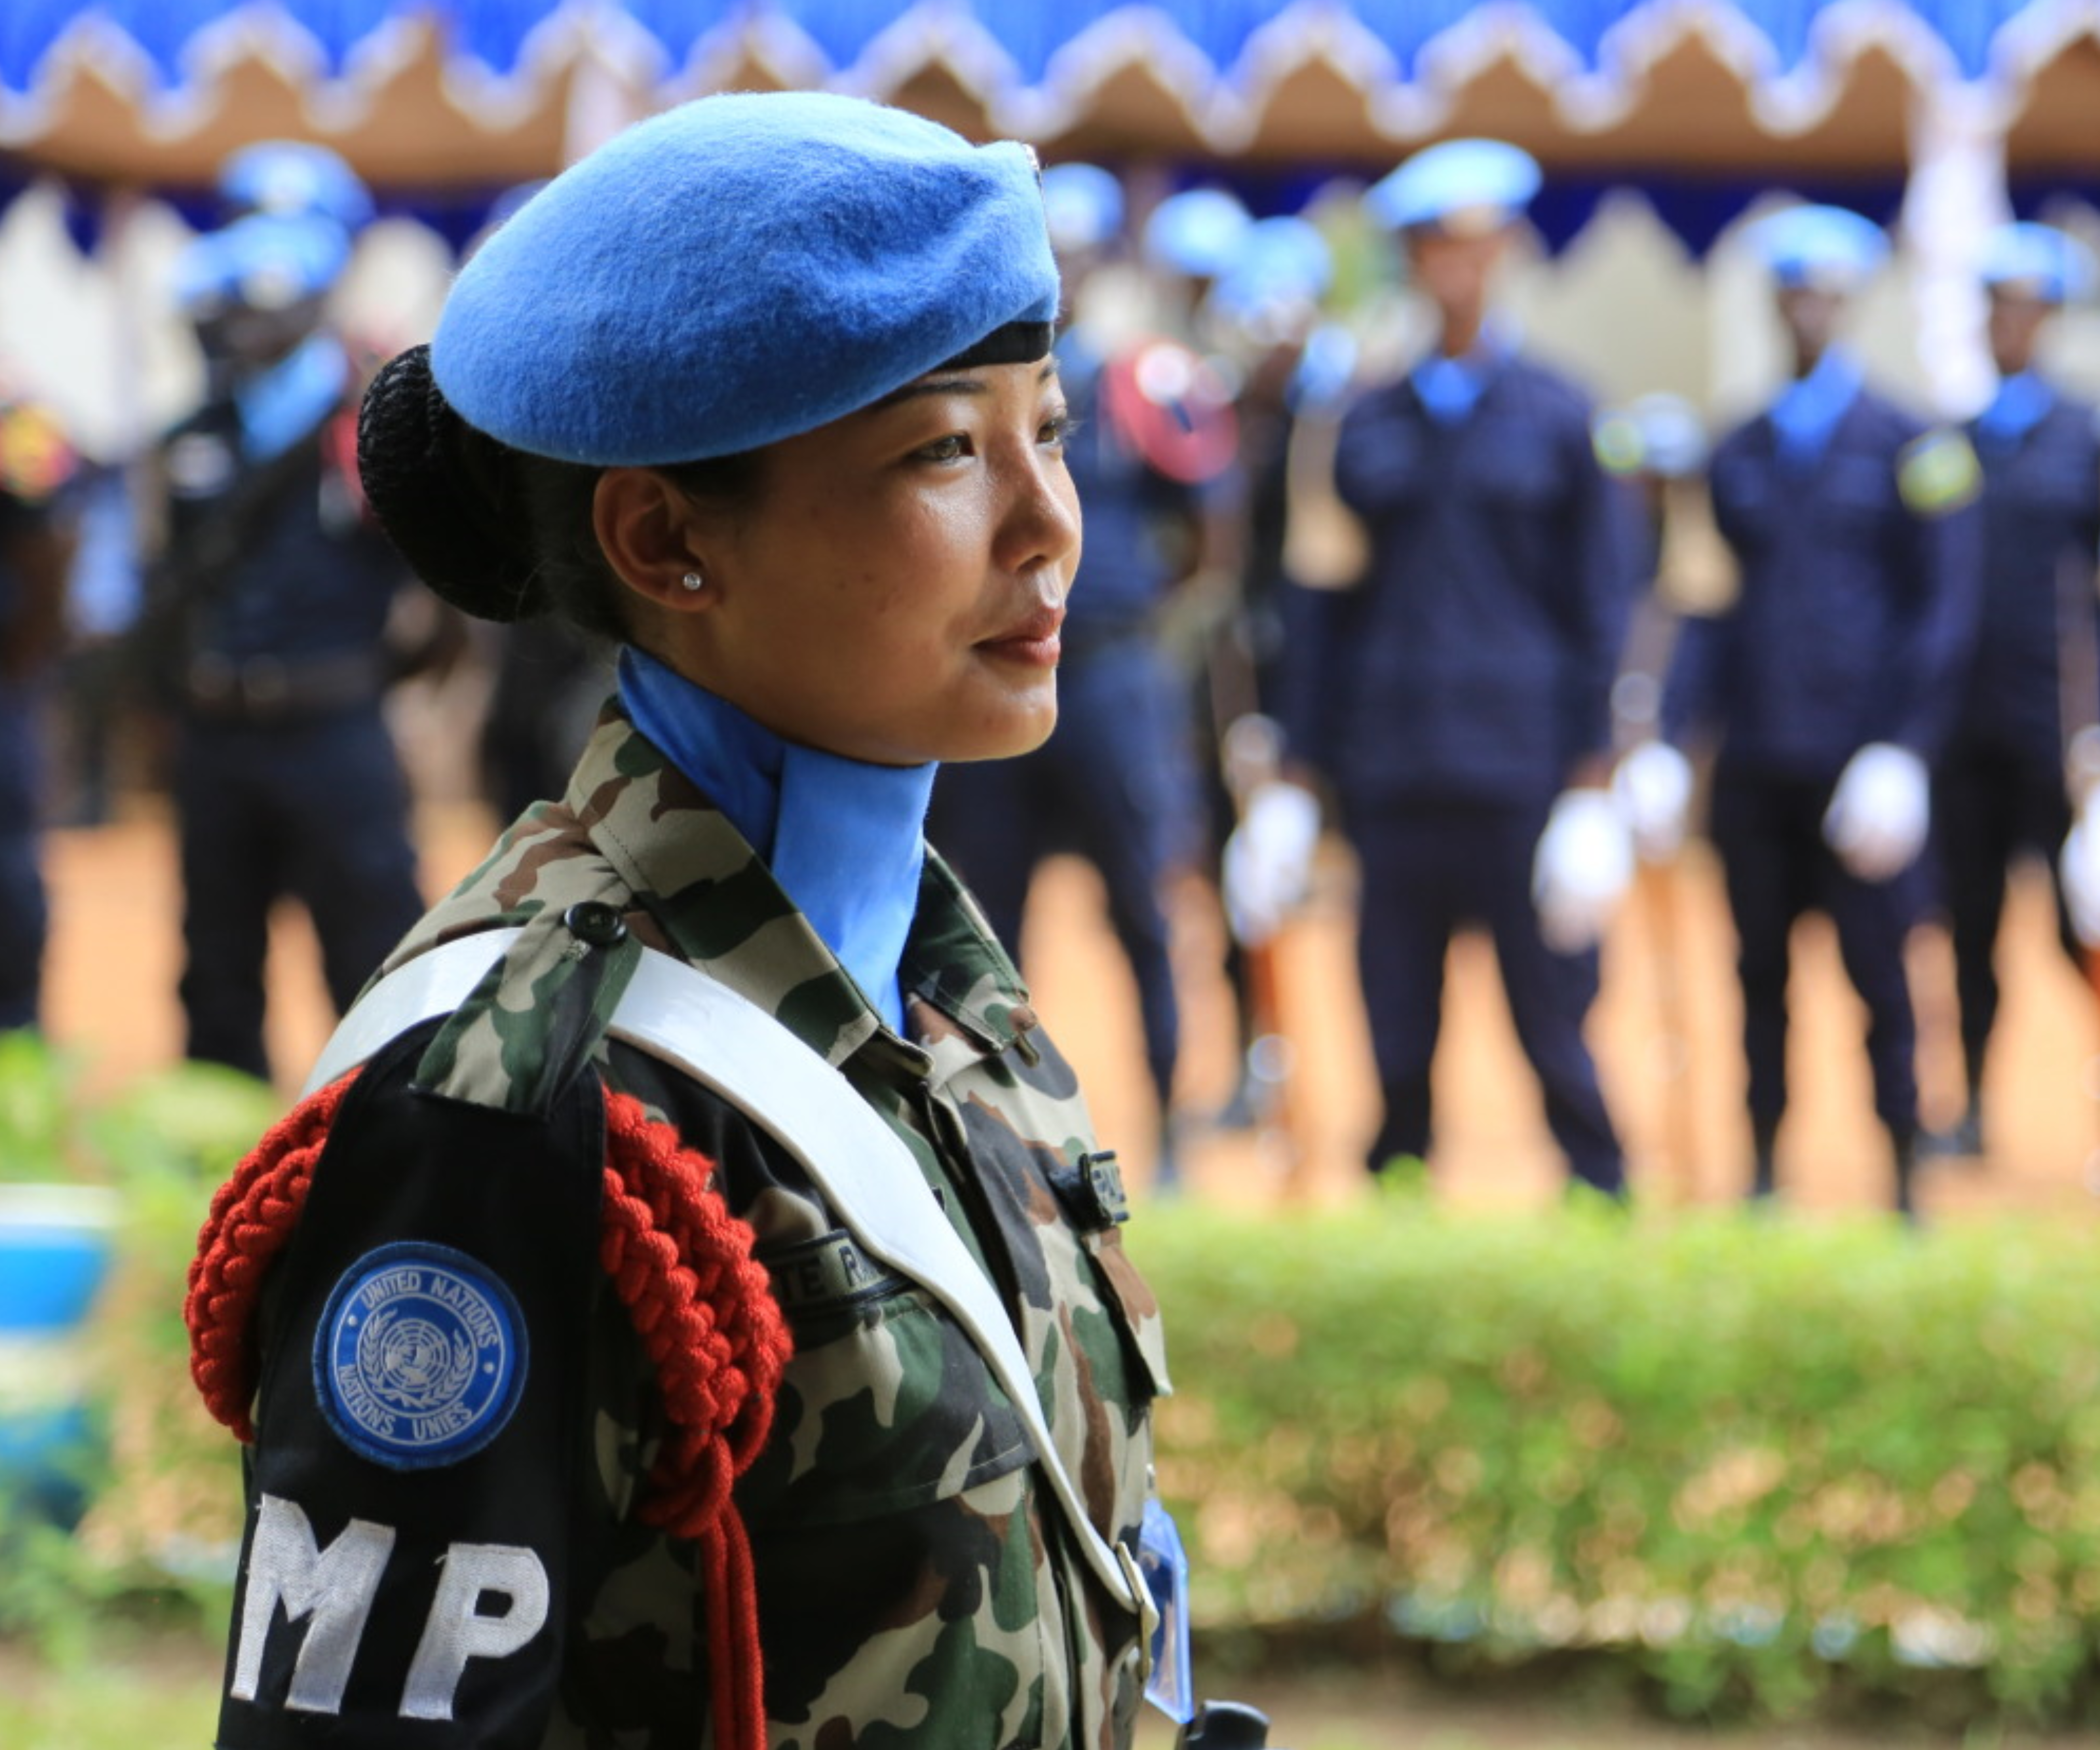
[0,1185,119,1530]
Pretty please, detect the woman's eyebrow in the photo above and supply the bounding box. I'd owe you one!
[872,375,985,410]
[871,358,1061,412]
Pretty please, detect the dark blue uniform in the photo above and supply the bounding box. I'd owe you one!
[154,378,425,1081]
[1937,384,2100,1106]
[1665,382,1982,1163]
[928,330,1203,1111]
[0,481,63,1030]
[1290,347,1633,1191]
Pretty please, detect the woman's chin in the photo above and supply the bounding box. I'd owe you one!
[946,691,1058,764]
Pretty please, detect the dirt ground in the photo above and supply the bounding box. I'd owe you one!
[37,745,2100,1223]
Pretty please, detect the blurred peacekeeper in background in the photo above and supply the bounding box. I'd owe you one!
[1641,204,1983,1218]
[928,169,1236,1187]
[1245,138,1639,1199]
[1931,223,2100,1161]
[0,379,78,1033]
[138,143,461,1082]
[1200,210,1357,1132]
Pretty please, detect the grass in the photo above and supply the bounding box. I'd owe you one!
[1,1632,220,1750]
[15,1634,2095,1750]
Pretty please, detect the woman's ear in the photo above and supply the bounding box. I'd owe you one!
[593,468,716,613]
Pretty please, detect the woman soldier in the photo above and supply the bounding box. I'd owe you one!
[184,92,1175,1750]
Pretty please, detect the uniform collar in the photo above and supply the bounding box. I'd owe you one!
[1766,347,1864,467]
[617,648,932,1036]
[234,332,347,463]
[566,706,1035,1070]
[1409,319,1513,426]
[1973,371,2054,451]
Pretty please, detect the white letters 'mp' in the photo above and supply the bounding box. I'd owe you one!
[401,1542,551,1720]
[231,1494,396,1713]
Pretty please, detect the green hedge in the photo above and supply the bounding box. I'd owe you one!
[1130,1201,2100,1723]
[0,1037,274,1645]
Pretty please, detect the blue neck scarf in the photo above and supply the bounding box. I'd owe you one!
[1975,370,2054,453]
[1768,347,1863,468]
[1410,323,1509,426]
[617,648,935,1034]
[236,332,347,463]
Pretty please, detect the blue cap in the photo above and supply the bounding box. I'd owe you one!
[173,213,352,312]
[1747,204,1887,292]
[1367,138,1541,235]
[218,141,373,232]
[1213,216,1332,330]
[1980,221,2096,305]
[432,92,1059,467]
[1041,162,1123,255]
[1142,187,1252,278]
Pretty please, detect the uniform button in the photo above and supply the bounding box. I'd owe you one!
[564,901,628,947]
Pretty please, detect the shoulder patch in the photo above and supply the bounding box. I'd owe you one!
[314,1241,528,1469]
[1897,428,1981,516]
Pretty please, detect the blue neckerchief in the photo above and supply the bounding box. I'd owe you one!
[235,332,348,463]
[1767,347,1863,468]
[617,647,934,1034]
[1409,324,1509,426]
[1975,371,2054,453]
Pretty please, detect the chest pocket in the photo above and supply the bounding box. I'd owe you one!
[737,1241,1034,1526]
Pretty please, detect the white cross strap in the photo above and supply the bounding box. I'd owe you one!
[303,929,1152,1629]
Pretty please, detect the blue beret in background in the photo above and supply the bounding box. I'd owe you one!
[1367,138,1541,234]
[218,139,373,232]
[1746,203,1887,291]
[172,213,353,312]
[1142,187,1252,277]
[1212,215,1332,329]
[1979,221,2096,304]
[432,91,1059,467]
[1042,162,1124,255]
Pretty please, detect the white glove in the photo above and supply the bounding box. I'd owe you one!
[1532,787,1634,953]
[1613,740,1694,862]
[1222,781,1321,947]
[1822,743,1929,883]
[2061,801,2100,948]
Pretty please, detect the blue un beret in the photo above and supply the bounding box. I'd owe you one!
[1747,204,1887,291]
[1142,188,1253,277]
[1368,138,1541,235]
[1041,162,1124,255]
[218,140,374,233]
[1980,221,2096,305]
[173,213,352,313]
[432,92,1060,467]
[1213,216,1332,329]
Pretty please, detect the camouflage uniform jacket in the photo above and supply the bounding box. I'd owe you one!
[219,707,1170,1750]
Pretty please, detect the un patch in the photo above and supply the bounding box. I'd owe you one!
[1897,429,1981,517]
[314,1242,527,1469]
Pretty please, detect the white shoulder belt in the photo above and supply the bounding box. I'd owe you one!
[303,930,1151,1630]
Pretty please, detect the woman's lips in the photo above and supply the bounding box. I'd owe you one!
[979,605,1065,666]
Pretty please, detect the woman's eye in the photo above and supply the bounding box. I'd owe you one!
[1040,412,1080,451]
[915,433,970,463]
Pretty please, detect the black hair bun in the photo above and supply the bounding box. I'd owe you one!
[358,344,546,622]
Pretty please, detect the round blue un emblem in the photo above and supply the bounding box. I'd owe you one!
[315,1242,527,1469]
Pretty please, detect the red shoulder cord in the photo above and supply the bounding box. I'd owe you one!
[184,1077,793,1750]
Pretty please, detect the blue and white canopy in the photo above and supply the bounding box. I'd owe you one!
[2,2,2095,234]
